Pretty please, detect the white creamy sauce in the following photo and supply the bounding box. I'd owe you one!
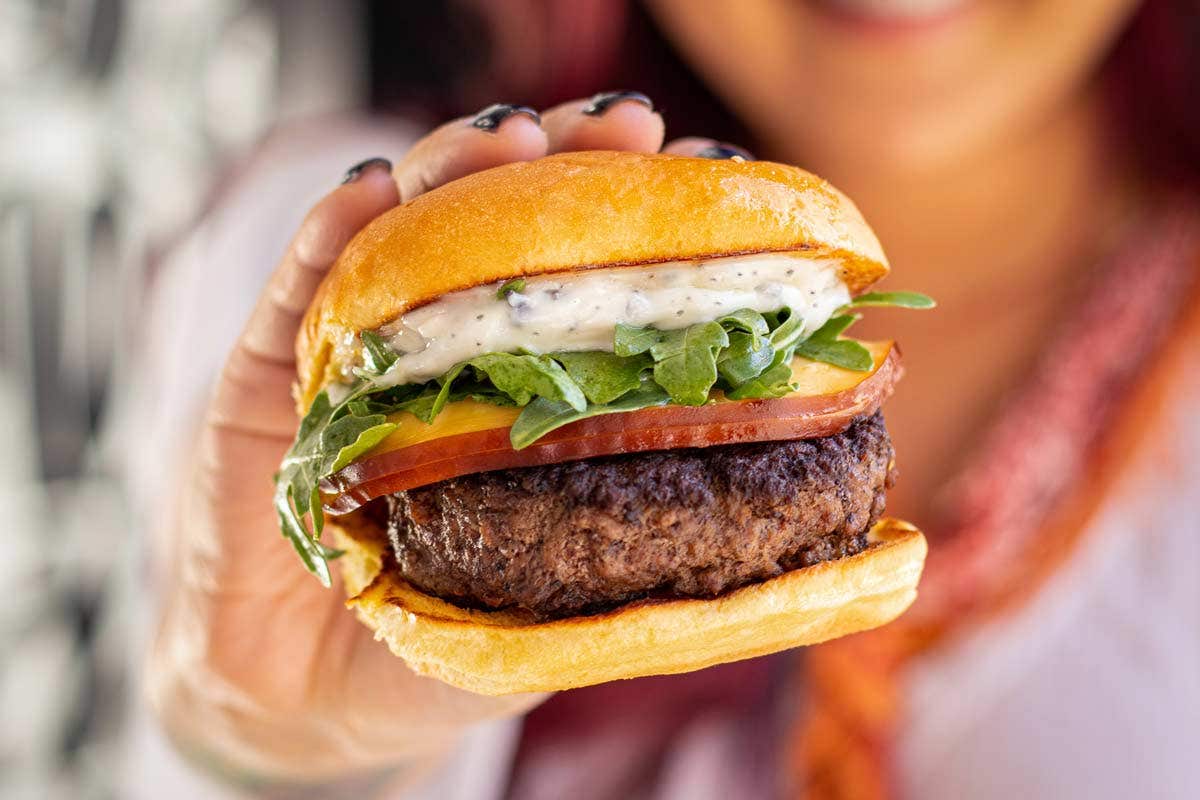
[358,253,851,387]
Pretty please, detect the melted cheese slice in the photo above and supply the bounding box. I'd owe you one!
[364,340,892,459]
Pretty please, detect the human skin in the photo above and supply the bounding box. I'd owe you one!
[149,96,729,787]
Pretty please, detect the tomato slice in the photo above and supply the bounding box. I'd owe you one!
[323,342,901,514]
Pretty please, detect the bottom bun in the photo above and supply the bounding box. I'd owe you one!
[332,517,926,696]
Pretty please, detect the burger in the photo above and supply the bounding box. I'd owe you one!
[274,151,932,695]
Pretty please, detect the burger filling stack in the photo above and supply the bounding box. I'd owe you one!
[274,151,932,695]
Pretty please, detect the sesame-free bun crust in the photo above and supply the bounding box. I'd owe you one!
[297,151,889,408]
[332,517,925,696]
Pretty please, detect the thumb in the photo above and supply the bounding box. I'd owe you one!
[195,163,399,593]
[209,162,399,439]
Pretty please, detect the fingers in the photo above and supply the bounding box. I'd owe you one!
[542,91,665,154]
[209,348,298,438]
[236,163,399,368]
[393,105,548,202]
[662,137,756,160]
[394,91,680,207]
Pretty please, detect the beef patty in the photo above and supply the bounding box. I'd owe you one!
[386,411,895,620]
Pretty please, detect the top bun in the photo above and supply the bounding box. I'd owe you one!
[297,151,889,408]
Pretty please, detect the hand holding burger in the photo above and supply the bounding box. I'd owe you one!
[281,151,931,694]
[150,97,930,785]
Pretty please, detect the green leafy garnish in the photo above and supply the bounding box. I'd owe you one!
[552,351,651,405]
[496,278,526,299]
[766,308,808,353]
[794,315,874,371]
[647,322,729,405]
[716,308,809,398]
[509,382,671,449]
[725,362,796,400]
[717,331,774,386]
[467,353,586,411]
[360,330,398,373]
[273,389,394,586]
[843,291,936,310]
[613,323,664,357]
[391,364,467,422]
[325,416,399,472]
[716,308,769,338]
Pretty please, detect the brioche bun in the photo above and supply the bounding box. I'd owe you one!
[332,516,925,696]
[297,151,889,408]
[294,151,922,694]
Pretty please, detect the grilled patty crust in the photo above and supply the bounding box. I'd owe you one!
[386,412,895,620]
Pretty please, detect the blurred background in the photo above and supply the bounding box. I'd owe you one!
[3,1,1198,798]
[3,2,392,796]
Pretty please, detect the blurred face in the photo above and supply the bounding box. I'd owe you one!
[645,0,1141,174]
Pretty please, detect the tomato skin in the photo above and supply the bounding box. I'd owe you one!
[323,346,901,514]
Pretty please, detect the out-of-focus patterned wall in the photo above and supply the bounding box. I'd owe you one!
[0,1,363,796]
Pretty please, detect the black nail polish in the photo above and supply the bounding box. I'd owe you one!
[581,91,654,116]
[471,103,541,132]
[342,157,392,184]
[695,144,755,161]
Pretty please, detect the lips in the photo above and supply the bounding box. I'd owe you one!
[813,0,969,24]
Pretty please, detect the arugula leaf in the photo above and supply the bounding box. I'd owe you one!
[329,420,397,472]
[843,291,936,310]
[794,314,874,371]
[278,394,333,521]
[392,364,466,422]
[713,306,805,397]
[343,385,421,417]
[806,313,858,339]
[273,391,340,585]
[768,308,808,353]
[725,362,796,400]
[469,391,519,407]
[716,308,769,338]
[360,330,398,373]
[274,488,334,585]
[509,383,671,449]
[721,310,801,396]
[614,323,664,356]
[273,386,414,584]
[321,413,394,467]
[468,353,586,411]
[552,351,650,405]
[296,390,334,444]
[649,321,729,405]
[717,331,774,386]
[813,342,873,372]
[496,278,526,299]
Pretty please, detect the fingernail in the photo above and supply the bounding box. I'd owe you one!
[342,157,393,184]
[581,91,654,116]
[695,144,755,161]
[471,103,541,132]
